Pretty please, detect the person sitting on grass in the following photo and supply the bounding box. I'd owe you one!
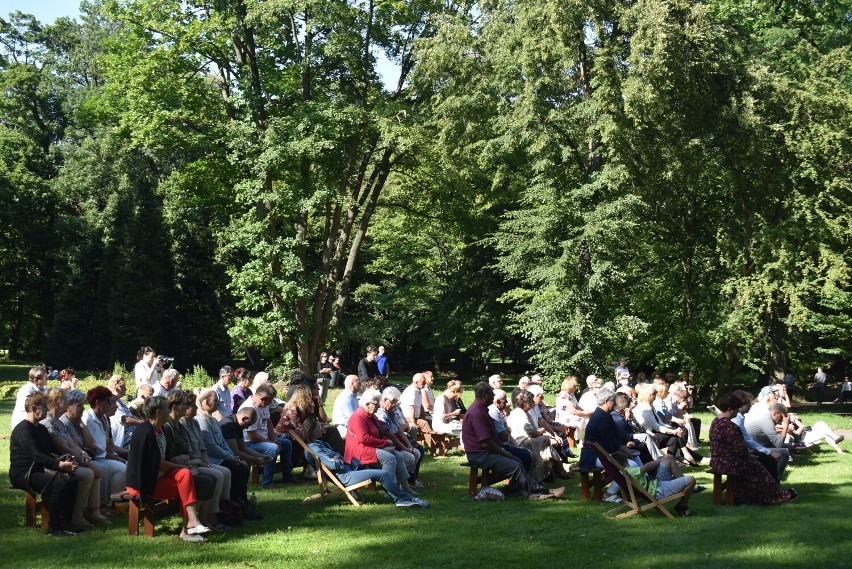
[463,382,564,500]
[710,393,798,505]
[126,396,212,542]
[625,454,701,517]
[10,391,80,537]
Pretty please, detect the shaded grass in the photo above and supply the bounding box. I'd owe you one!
[1,392,851,568]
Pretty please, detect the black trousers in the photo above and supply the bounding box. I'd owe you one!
[11,470,78,531]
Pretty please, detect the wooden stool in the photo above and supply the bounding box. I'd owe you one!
[128,497,180,536]
[251,461,285,485]
[24,490,49,529]
[579,468,607,501]
[462,462,492,496]
[711,471,738,506]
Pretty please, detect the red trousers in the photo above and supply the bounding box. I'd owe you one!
[127,467,197,517]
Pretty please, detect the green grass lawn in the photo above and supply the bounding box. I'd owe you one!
[2,392,852,569]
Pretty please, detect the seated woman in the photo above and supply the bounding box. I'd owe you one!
[10,391,79,537]
[230,368,253,414]
[195,388,251,509]
[555,375,590,452]
[108,374,145,449]
[507,391,568,482]
[431,381,464,437]
[41,387,108,528]
[344,388,416,495]
[669,386,701,450]
[59,368,78,390]
[634,383,697,465]
[163,390,222,530]
[709,393,797,505]
[528,384,576,460]
[126,396,212,542]
[81,387,128,516]
[275,385,318,478]
[180,390,233,530]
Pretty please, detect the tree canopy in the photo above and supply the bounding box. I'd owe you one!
[1,0,849,389]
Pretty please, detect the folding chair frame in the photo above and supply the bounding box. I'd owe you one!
[589,442,685,520]
[290,431,374,507]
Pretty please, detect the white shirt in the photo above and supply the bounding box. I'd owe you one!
[11,382,42,428]
[152,382,175,398]
[239,398,270,441]
[134,360,159,390]
[83,409,110,458]
[400,384,422,422]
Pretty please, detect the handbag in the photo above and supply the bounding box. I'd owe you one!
[26,454,75,494]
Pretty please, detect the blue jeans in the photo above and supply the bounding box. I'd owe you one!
[338,468,413,504]
[247,441,279,487]
[376,448,408,484]
[276,436,295,481]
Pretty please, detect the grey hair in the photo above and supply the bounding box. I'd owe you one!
[359,388,381,407]
[768,402,788,415]
[163,368,180,382]
[65,388,86,406]
[596,388,616,406]
[382,386,402,402]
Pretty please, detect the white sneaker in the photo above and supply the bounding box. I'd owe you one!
[602,493,623,503]
[395,499,418,507]
[411,497,429,507]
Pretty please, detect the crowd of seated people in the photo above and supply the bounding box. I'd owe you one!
[11,355,849,539]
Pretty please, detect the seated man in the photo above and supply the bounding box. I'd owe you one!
[579,387,640,503]
[610,392,653,464]
[625,454,699,517]
[238,383,294,488]
[732,390,788,482]
[488,389,533,473]
[331,374,361,438]
[461,381,564,501]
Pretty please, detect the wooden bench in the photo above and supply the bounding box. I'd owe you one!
[128,496,180,536]
[24,490,49,529]
[461,462,510,496]
[579,468,609,501]
[710,470,738,506]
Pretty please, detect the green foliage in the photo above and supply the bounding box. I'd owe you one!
[179,364,215,391]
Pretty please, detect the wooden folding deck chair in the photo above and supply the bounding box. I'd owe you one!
[589,443,685,520]
[290,432,374,507]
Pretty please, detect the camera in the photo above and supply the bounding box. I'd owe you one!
[157,355,175,365]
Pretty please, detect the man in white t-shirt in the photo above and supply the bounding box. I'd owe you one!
[239,383,294,487]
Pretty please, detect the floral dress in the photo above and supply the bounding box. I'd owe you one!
[709,416,792,505]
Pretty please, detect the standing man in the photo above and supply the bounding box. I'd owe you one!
[316,353,333,404]
[214,366,233,417]
[813,367,827,406]
[357,346,380,382]
[462,382,563,500]
[376,345,390,380]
